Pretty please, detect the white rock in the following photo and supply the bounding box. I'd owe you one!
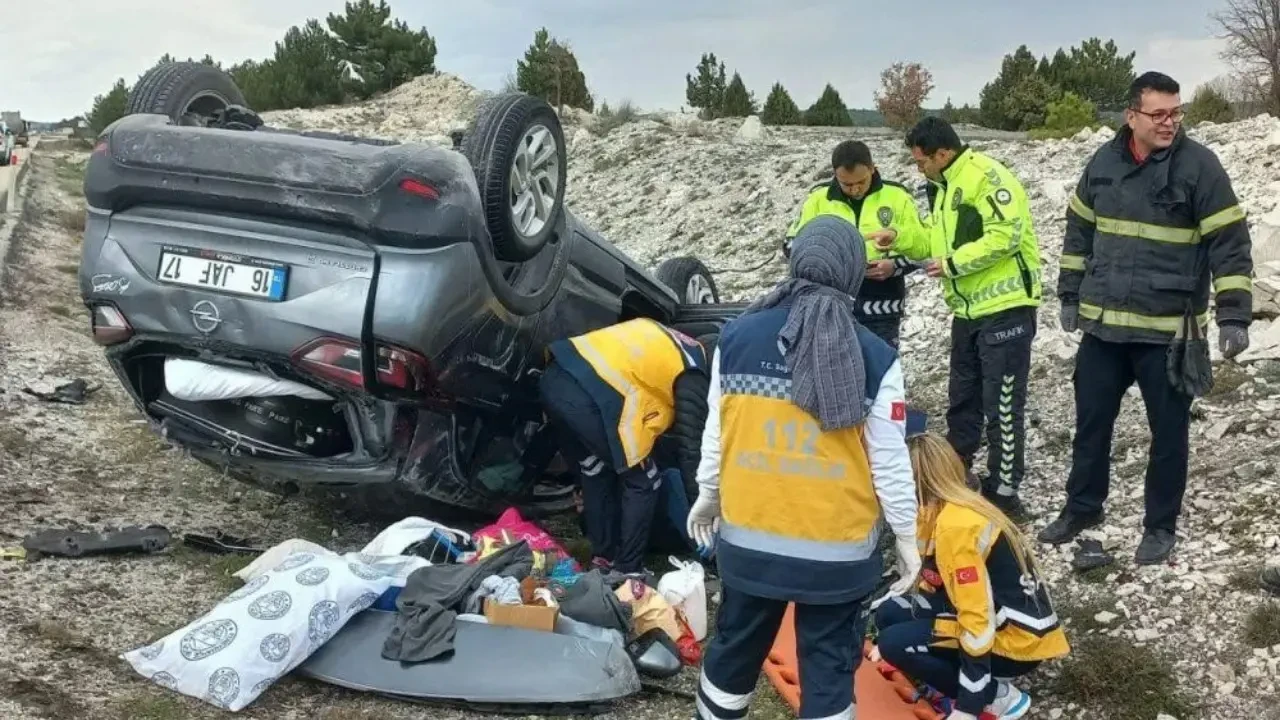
[736,116,765,142]
[1094,610,1119,624]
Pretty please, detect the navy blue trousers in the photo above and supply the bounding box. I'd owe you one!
[695,585,867,719]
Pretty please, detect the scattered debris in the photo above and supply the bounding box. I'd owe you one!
[22,377,99,404]
[21,525,171,559]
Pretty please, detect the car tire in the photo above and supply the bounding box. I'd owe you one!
[127,61,248,126]
[656,256,720,304]
[462,92,567,262]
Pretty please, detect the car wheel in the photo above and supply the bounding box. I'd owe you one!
[127,61,248,126]
[656,256,720,304]
[462,93,567,262]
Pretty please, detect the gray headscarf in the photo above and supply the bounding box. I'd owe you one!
[745,215,868,431]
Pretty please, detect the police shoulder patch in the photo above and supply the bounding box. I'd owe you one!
[950,187,964,210]
[993,188,1013,205]
[877,206,893,227]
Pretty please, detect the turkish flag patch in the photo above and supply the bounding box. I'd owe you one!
[890,400,906,422]
[921,569,943,587]
[955,566,980,585]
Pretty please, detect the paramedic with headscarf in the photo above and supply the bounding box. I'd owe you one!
[686,215,920,720]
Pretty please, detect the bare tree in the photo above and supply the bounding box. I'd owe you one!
[1211,0,1280,115]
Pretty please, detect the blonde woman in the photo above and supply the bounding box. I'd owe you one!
[869,432,1070,720]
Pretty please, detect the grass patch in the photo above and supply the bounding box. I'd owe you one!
[46,303,75,319]
[1058,596,1115,633]
[1243,601,1280,648]
[1051,635,1200,720]
[1230,566,1264,592]
[595,99,639,134]
[58,207,86,233]
[1206,362,1250,399]
[3,676,88,719]
[170,545,254,593]
[109,689,201,720]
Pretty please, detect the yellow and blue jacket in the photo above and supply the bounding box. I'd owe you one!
[547,318,708,473]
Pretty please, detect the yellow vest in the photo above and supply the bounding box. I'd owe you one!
[560,318,703,469]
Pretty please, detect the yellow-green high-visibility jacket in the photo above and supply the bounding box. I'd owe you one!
[1058,126,1253,344]
[784,174,926,319]
[892,148,1043,320]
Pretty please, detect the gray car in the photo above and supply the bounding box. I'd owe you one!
[78,62,745,518]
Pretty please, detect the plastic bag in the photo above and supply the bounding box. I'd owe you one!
[472,507,579,574]
[657,555,707,641]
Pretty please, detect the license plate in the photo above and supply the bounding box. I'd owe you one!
[157,246,289,301]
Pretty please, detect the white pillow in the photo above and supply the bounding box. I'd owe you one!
[121,550,399,711]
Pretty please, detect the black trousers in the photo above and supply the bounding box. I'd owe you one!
[1064,333,1192,532]
[538,361,659,573]
[946,306,1036,498]
[859,314,901,349]
[695,585,868,719]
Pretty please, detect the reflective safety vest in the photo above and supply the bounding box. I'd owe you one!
[918,503,1070,663]
[713,306,897,604]
[895,148,1043,320]
[547,318,707,470]
[785,174,926,318]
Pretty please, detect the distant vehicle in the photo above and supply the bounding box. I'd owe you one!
[1,112,25,147]
[79,61,743,519]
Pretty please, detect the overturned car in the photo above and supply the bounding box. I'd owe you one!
[78,62,746,518]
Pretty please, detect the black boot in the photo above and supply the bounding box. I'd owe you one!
[1134,529,1176,565]
[985,491,1031,524]
[1037,508,1104,545]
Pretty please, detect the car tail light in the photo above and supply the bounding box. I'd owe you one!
[291,337,432,393]
[399,178,439,200]
[90,303,133,345]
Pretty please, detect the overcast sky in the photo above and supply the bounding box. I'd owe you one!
[3,0,1236,121]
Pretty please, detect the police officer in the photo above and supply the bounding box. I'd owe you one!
[1040,72,1253,565]
[540,317,712,574]
[871,116,1042,522]
[785,140,926,348]
[687,216,920,720]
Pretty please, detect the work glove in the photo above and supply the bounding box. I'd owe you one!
[945,711,979,720]
[870,535,922,610]
[686,487,721,556]
[1220,323,1249,359]
[1060,303,1079,333]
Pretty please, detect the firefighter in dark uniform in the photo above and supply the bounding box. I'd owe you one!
[784,140,926,348]
[688,216,920,720]
[873,117,1043,521]
[539,317,712,574]
[1039,71,1253,565]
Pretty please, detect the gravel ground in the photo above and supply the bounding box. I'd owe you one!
[4,130,1280,720]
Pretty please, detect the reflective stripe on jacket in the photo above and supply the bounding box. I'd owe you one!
[894,148,1043,320]
[784,174,926,313]
[1058,126,1253,344]
[701,306,917,604]
[548,318,707,470]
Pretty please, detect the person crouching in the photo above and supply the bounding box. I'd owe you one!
[540,318,712,575]
[870,432,1070,720]
[687,215,921,720]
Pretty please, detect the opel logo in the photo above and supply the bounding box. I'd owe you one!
[190,300,222,334]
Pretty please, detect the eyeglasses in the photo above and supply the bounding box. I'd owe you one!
[1131,107,1185,125]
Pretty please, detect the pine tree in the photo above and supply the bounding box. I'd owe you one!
[326,0,437,100]
[804,83,852,126]
[760,82,803,125]
[685,53,727,119]
[515,27,594,112]
[87,78,129,133]
[720,72,757,117]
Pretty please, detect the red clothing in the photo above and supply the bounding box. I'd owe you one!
[1128,135,1149,164]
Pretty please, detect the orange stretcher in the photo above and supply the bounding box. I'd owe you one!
[763,603,996,720]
